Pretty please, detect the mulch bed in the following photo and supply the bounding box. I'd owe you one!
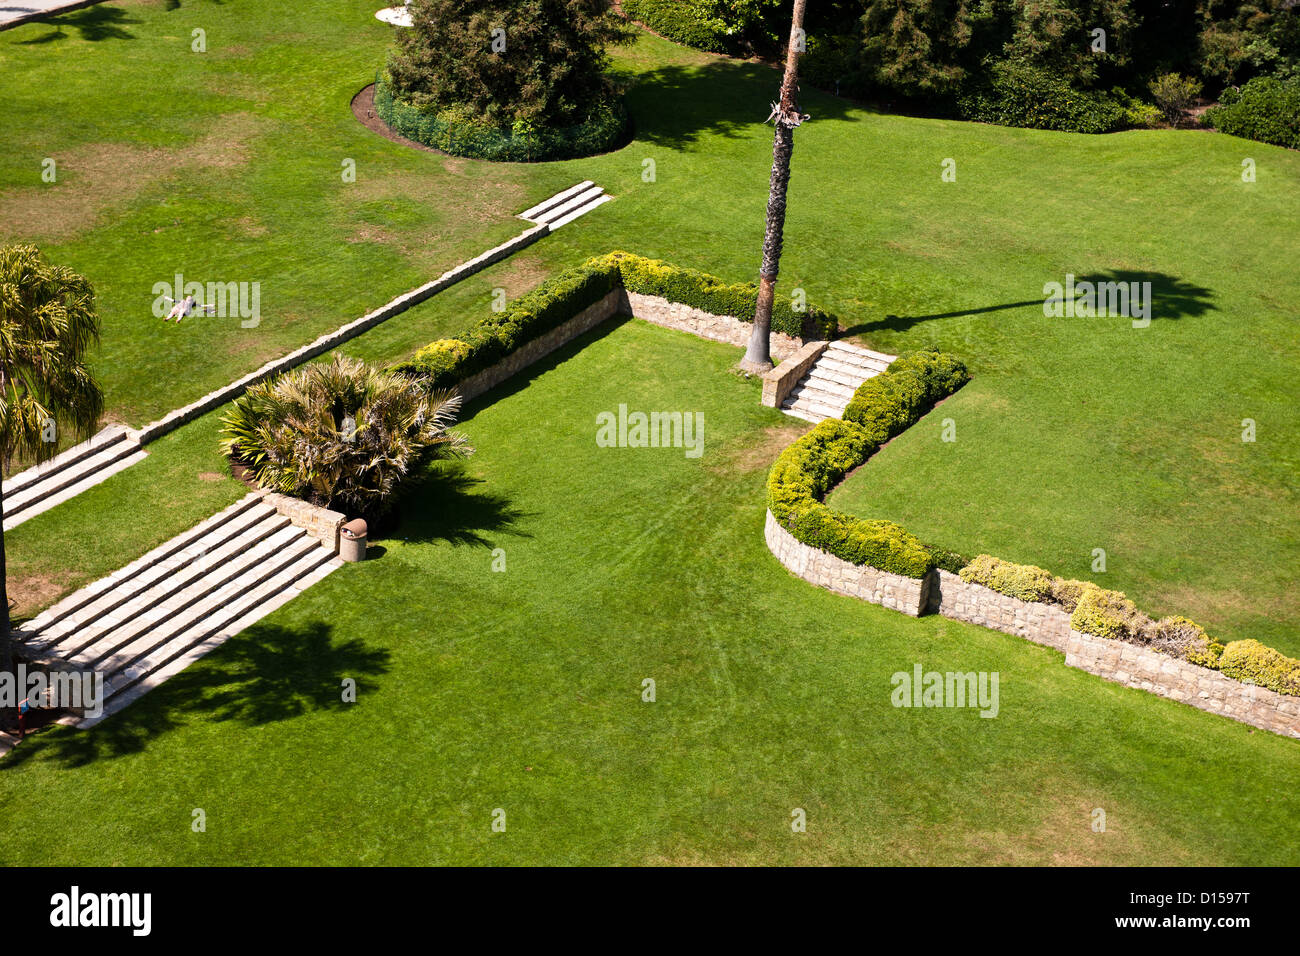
[350,83,449,157]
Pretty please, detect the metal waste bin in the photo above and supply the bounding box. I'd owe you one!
[339,518,368,562]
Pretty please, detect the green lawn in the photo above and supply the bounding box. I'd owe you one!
[2,0,1298,863]
[2,320,1298,866]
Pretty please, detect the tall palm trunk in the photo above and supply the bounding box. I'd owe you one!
[741,0,808,373]
[0,490,8,678]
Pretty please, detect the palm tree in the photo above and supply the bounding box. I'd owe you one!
[221,354,471,520]
[0,244,105,674]
[740,0,810,373]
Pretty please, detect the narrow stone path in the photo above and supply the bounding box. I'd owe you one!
[2,425,145,531]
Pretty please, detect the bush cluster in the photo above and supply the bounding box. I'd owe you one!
[958,555,1054,602]
[956,62,1127,134]
[622,0,739,54]
[1218,640,1300,696]
[766,350,970,579]
[1207,75,1300,150]
[374,77,629,162]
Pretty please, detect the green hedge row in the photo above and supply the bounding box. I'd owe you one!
[1207,75,1300,150]
[956,62,1127,134]
[622,0,737,54]
[373,76,629,163]
[392,251,839,388]
[766,349,970,579]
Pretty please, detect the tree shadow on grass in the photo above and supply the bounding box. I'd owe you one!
[390,463,531,549]
[841,271,1216,337]
[17,5,140,42]
[1,620,390,769]
[625,60,858,148]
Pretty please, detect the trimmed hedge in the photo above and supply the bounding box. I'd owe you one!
[1069,585,1145,640]
[1219,640,1300,696]
[374,76,629,162]
[592,251,837,340]
[1207,75,1300,150]
[959,554,1054,603]
[393,251,838,388]
[766,350,970,579]
[957,62,1127,134]
[622,0,736,54]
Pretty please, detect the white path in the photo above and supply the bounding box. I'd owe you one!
[0,0,101,29]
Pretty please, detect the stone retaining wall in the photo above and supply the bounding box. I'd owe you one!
[622,291,806,360]
[930,569,1073,651]
[761,340,828,408]
[263,492,345,554]
[765,509,929,615]
[456,290,623,401]
[1064,628,1300,738]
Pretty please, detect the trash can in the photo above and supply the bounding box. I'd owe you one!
[339,518,368,563]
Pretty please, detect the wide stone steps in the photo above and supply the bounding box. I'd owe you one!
[2,425,146,531]
[780,340,898,425]
[13,492,343,729]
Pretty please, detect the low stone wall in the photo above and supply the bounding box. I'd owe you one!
[263,492,345,554]
[1065,628,1300,738]
[930,569,1073,651]
[765,509,929,616]
[457,290,623,401]
[622,291,806,360]
[761,340,828,408]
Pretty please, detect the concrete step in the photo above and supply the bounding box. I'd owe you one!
[548,193,613,229]
[826,340,897,367]
[78,549,341,726]
[3,425,130,497]
[815,353,889,381]
[782,388,846,423]
[22,498,281,652]
[533,185,605,226]
[518,180,595,222]
[801,373,857,399]
[84,531,323,679]
[17,494,269,645]
[805,363,873,390]
[4,437,145,530]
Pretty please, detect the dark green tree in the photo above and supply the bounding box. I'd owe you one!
[386,0,633,127]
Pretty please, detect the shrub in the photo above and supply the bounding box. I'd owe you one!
[925,545,970,575]
[1219,640,1300,696]
[592,251,837,340]
[222,355,470,520]
[386,0,633,128]
[623,0,736,54]
[1138,615,1222,662]
[958,555,1054,602]
[1207,74,1300,149]
[1070,584,1150,640]
[1048,577,1090,612]
[1110,89,1163,129]
[374,78,629,162]
[1149,73,1202,126]
[842,348,970,439]
[957,62,1127,134]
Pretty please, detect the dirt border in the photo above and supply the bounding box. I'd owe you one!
[350,83,450,156]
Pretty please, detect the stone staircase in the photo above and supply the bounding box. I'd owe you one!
[2,425,147,531]
[518,180,612,230]
[13,493,343,731]
[781,340,897,424]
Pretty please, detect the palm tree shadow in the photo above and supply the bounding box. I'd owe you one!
[1,620,390,769]
[17,6,140,42]
[391,463,532,548]
[841,271,1216,336]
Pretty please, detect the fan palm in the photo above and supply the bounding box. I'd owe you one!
[0,244,105,673]
[222,354,470,519]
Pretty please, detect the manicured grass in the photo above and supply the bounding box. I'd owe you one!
[1,320,1297,866]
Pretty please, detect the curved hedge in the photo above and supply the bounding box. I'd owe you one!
[392,251,839,388]
[373,76,629,162]
[766,349,971,579]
